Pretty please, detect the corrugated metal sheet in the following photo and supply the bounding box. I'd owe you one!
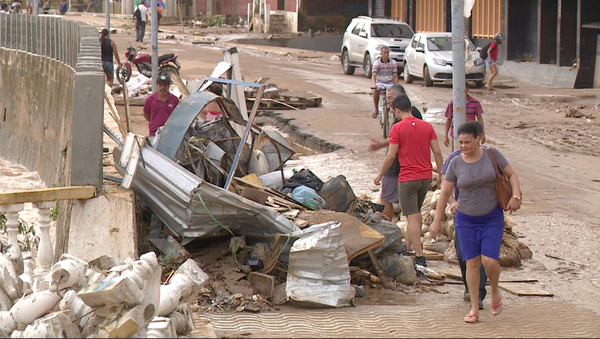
[115,144,298,239]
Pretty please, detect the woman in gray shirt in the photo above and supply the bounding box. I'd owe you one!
[431,122,522,323]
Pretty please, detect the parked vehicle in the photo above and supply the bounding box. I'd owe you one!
[341,16,414,78]
[403,32,486,88]
[117,44,181,83]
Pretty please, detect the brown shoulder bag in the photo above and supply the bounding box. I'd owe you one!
[487,147,512,211]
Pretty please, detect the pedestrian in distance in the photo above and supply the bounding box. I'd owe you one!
[371,46,399,119]
[374,95,443,268]
[443,81,485,151]
[485,32,504,91]
[0,3,9,13]
[430,122,522,323]
[58,0,67,14]
[368,84,423,223]
[134,1,148,43]
[143,73,180,144]
[439,121,488,311]
[99,28,121,89]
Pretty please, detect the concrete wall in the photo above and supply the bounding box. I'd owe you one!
[196,0,252,16]
[0,15,104,189]
[501,61,578,88]
[0,14,105,259]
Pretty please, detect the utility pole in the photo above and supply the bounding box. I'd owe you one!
[33,0,38,15]
[106,0,110,31]
[452,0,466,150]
[151,0,158,92]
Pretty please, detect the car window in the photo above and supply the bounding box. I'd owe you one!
[351,22,364,35]
[465,39,476,51]
[417,36,425,49]
[427,37,452,51]
[411,35,419,48]
[371,24,414,38]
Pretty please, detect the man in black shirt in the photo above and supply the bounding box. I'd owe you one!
[100,29,121,88]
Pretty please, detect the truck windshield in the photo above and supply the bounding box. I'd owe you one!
[371,24,414,38]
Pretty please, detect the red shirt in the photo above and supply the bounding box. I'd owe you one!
[389,117,438,182]
[143,92,179,137]
[489,41,499,61]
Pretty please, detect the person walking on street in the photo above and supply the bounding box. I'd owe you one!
[100,29,121,89]
[374,95,443,267]
[439,121,488,311]
[431,122,522,323]
[0,3,9,12]
[368,84,422,223]
[485,33,504,91]
[371,46,399,118]
[134,2,148,43]
[143,74,180,144]
[444,82,485,151]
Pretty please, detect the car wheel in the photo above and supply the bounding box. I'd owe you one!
[475,80,484,88]
[404,63,413,83]
[342,49,355,75]
[424,66,433,87]
[364,54,372,78]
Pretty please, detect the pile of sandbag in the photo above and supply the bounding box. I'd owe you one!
[415,189,532,267]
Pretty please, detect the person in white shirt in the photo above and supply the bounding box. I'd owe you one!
[134,3,148,42]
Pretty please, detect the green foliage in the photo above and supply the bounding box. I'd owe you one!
[199,12,225,27]
[50,201,59,221]
[523,52,533,62]
[0,213,40,252]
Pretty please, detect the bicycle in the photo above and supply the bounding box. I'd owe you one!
[372,86,394,139]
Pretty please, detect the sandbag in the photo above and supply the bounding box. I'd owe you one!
[377,253,416,285]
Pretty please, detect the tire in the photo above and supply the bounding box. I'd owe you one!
[342,49,355,75]
[364,54,372,79]
[475,80,484,88]
[404,63,413,83]
[116,65,131,84]
[424,66,433,87]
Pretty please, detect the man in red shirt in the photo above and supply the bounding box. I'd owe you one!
[374,95,443,267]
[143,74,180,143]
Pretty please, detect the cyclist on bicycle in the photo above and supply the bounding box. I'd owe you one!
[371,46,399,119]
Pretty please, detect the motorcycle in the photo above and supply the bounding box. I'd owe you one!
[117,44,181,84]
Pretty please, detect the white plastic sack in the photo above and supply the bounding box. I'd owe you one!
[286,222,355,307]
[258,170,294,190]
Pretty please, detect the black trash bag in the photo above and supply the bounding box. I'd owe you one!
[363,213,403,255]
[281,169,324,195]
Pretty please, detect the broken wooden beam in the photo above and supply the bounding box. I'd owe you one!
[0,186,96,205]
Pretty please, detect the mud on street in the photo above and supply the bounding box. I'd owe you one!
[74,13,600,332]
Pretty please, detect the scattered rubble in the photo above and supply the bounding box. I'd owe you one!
[0,248,208,338]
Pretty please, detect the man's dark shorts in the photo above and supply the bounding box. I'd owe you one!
[398,179,431,216]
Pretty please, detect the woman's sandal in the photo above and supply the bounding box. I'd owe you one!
[464,313,478,323]
[491,298,503,316]
[371,111,378,119]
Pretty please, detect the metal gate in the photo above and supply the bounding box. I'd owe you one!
[471,0,502,38]
[416,0,444,32]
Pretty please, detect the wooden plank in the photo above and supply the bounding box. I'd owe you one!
[298,211,385,260]
[423,249,444,260]
[434,267,539,283]
[0,186,96,205]
[498,283,554,297]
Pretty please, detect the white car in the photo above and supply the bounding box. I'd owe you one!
[341,16,414,78]
[403,32,486,87]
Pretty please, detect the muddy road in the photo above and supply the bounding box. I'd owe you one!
[98,19,600,316]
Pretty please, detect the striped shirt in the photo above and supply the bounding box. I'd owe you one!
[372,58,397,84]
[444,95,483,135]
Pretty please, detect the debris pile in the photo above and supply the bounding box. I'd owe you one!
[0,248,208,338]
